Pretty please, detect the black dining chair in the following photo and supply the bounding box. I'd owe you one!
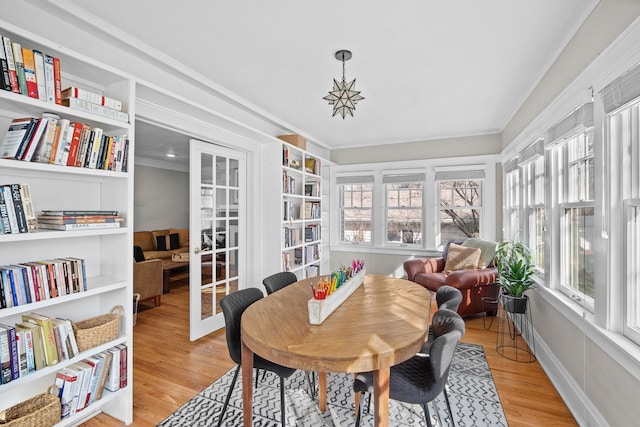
[217,288,296,427]
[262,271,316,398]
[262,271,298,295]
[353,308,465,427]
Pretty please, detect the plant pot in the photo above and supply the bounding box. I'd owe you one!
[502,294,528,314]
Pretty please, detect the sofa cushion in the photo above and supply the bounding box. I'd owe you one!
[151,229,170,250]
[443,243,481,273]
[134,231,155,252]
[143,250,173,260]
[169,228,189,248]
[133,245,146,262]
[462,238,497,268]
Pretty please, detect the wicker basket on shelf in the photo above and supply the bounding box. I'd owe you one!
[0,385,60,427]
[72,305,123,352]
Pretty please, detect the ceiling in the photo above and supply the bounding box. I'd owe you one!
[66,0,598,162]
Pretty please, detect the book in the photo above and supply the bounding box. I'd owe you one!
[39,222,121,231]
[55,368,80,418]
[14,117,39,160]
[65,122,84,166]
[2,36,19,93]
[0,324,11,384]
[0,117,36,159]
[14,325,35,375]
[74,124,92,167]
[116,343,127,388]
[0,190,10,234]
[10,183,28,233]
[21,47,38,98]
[14,328,27,377]
[20,115,51,162]
[40,209,119,216]
[93,351,112,402]
[0,268,7,307]
[62,86,123,111]
[18,183,38,233]
[72,360,94,412]
[53,56,62,105]
[61,97,129,123]
[0,323,19,381]
[1,185,19,234]
[0,35,10,92]
[51,320,66,362]
[32,49,46,101]
[83,355,102,406]
[55,318,78,358]
[31,113,59,163]
[22,312,59,366]
[37,215,122,224]
[11,42,27,96]
[43,54,55,103]
[50,118,68,164]
[87,127,104,169]
[0,268,16,307]
[104,346,120,392]
[15,322,46,371]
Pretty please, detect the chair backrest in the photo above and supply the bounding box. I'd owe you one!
[429,309,465,387]
[220,288,264,365]
[262,271,298,295]
[435,285,463,312]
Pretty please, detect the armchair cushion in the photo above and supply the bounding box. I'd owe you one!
[462,238,498,268]
[443,243,481,273]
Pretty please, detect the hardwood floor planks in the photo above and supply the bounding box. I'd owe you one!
[82,279,577,426]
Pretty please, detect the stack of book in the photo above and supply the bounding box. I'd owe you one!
[0,257,88,309]
[37,210,123,231]
[61,86,128,123]
[0,33,62,104]
[54,344,127,419]
[0,313,79,384]
[0,183,37,234]
[0,115,130,172]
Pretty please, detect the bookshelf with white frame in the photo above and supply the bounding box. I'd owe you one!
[0,20,134,426]
[262,140,326,280]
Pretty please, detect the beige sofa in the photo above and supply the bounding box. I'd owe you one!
[134,228,189,260]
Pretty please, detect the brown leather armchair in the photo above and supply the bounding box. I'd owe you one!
[404,240,499,317]
[133,258,163,306]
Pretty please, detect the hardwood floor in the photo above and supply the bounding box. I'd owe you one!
[83,278,577,426]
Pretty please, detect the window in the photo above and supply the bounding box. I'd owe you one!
[337,175,373,244]
[436,170,484,243]
[549,103,595,308]
[503,158,520,241]
[520,140,545,270]
[605,68,640,343]
[383,174,424,245]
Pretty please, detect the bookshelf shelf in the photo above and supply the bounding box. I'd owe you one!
[0,20,133,426]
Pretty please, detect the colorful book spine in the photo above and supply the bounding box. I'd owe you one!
[12,42,27,95]
[21,47,38,98]
[2,36,19,93]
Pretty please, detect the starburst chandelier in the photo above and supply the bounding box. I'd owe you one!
[323,50,364,119]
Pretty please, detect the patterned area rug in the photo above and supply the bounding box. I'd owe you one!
[158,342,507,426]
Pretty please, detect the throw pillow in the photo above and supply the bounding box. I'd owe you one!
[169,233,180,250]
[443,243,481,273]
[156,235,170,251]
[462,238,498,268]
[133,245,145,262]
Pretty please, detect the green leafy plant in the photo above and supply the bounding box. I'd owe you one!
[494,237,536,298]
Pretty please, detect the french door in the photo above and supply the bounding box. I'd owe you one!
[189,138,245,340]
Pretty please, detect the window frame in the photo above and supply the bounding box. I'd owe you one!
[336,175,374,246]
[383,174,424,248]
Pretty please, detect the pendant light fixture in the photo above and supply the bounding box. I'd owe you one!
[323,50,364,119]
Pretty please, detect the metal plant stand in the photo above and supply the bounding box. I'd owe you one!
[496,294,536,362]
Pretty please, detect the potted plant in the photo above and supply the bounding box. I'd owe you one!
[494,237,536,314]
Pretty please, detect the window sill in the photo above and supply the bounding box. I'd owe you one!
[330,244,441,257]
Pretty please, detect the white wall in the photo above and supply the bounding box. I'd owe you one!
[133,165,189,231]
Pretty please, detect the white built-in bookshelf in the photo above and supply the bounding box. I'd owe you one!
[263,140,327,280]
[0,19,133,425]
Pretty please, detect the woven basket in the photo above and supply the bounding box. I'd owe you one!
[0,385,60,427]
[72,305,123,352]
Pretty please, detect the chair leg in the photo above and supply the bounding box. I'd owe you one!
[280,376,286,426]
[216,364,240,427]
[355,391,364,427]
[255,369,260,389]
[444,387,455,427]
[423,402,433,427]
[305,370,315,399]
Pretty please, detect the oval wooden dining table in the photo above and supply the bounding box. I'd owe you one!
[240,274,432,426]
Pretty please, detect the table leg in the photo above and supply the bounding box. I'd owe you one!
[241,341,253,427]
[373,367,390,427]
[318,372,327,412]
[162,269,170,294]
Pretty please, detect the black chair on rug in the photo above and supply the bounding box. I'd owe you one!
[353,308,465,427]
[262,271,298,295]
[262,271,316,398]
[218,288,296,427]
